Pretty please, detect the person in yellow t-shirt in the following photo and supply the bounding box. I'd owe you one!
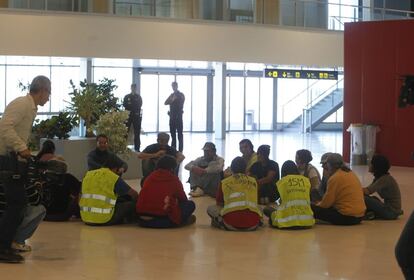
[311,153,366,225]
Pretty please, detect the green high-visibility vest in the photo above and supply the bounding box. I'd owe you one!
[271,175,315,228]
[80,168,119,224]
[221,174,262,217]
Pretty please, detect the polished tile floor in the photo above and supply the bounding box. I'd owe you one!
[1,131,411,280]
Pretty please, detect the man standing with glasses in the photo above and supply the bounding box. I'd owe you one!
[0,75,51,263]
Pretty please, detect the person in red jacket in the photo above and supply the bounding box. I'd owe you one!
[136,155,196,228]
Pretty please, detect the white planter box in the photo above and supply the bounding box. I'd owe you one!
[40,137,142,180]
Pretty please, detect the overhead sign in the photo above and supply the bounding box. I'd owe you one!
[264,69,338,80]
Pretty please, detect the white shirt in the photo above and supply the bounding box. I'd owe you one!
[0,95,37,155]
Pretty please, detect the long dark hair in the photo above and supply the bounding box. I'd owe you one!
[36,140,55,160]
[281,160,300,177]
[371,154,390,180]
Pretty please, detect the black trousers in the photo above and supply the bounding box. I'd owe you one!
[169,114,183,152]
[311,204,362,225]
[0,155,27,250]
[126,112,142,151]
[395,210,414,279]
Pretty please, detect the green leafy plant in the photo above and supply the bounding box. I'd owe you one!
[67,78,120,137]
[29,112,77,150]
[94,110,130,155]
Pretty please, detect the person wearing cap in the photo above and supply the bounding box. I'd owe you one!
[207,157,263,231]
[80,156,138,226]
[295,149,321,192]
[311,152,334,202]
[363,154,403,220]
[249,145,280,204]
[311,153,366,225]
[185,142,224,197]
[136,155,196,228]
[138,132,185,179]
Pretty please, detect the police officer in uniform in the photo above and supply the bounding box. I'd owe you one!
[164,81,185,152]
[123,84,143,152]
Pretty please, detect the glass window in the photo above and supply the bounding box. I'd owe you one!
[227,62,245,70]
[158,75,175,132]
[6,56,50,66]
[191,76,207,131]
[227,76,244,130]
[259,78,273,130]
[139,59,158,67]
[51,57,81,66]
[140,74,159,132]
[158,60,176,68]
[92,67,132,102]
[175,76,192,131]
[245,78,260,131]
[93,58,133,67]
[5,65,50,112]
[51,66,80,112]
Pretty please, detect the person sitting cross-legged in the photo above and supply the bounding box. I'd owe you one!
[249,145,280,205]
[264,160,314,229]
[363,154,403,220]
[207,157,263,231]
[79,157,138,226]
[136,155,196,228]
[311,153,366,225]
[185,142,224,198]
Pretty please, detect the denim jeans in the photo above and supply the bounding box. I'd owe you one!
[14,205,46,244]
[138,200,195,228]
[0,155,27,250]
[364,195,399,220]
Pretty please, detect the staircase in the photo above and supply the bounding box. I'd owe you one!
[282,87,343,132]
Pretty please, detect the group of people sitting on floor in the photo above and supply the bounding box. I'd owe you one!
[80,132,404,231]
[0,132,404,252]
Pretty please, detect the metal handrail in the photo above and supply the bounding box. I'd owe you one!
[304,77,344,109]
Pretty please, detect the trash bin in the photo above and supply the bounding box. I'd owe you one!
[346,123,380,165]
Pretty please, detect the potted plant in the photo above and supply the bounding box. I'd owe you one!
[94,110,130,156]
[66,78,120,137]
[29,112,77,150]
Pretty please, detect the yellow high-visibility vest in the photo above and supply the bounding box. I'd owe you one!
[221,174,262,217]
[271,175,315,228]
[80,168,119,224]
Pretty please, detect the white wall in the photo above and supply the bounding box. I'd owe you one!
[0,10,343,67]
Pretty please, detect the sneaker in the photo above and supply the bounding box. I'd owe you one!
[185,215,196,225]
[0,249,24,263]
[263,206,276,218]
[11,242,32,252]
[189,187,205,197]
[363,211,376,220]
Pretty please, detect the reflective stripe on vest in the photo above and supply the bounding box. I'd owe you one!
[81,193,117,206]
[220,174,262,217]
[80,206,112,214]
[80,168,119,224]
[271,174,314,228]
[273,214,315,224]
[277,199,310,211]
[222,201,259,212]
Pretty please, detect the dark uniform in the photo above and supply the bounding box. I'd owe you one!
[166,91,185,152]
[123,93,143,151]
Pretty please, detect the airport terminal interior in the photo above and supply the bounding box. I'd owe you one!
[1,0,414,279]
